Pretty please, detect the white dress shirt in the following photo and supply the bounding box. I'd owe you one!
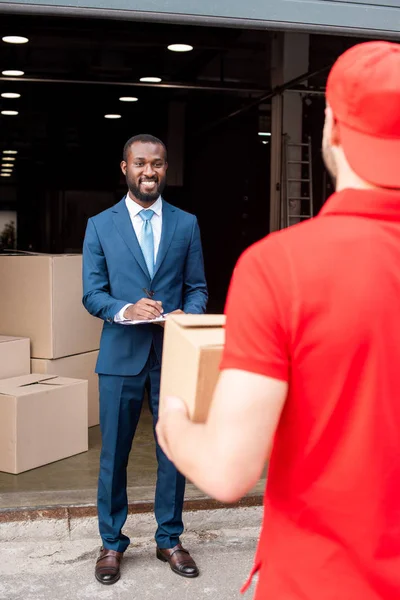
[114,194,163,322]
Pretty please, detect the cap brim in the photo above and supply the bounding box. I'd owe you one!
[339,122,400,189]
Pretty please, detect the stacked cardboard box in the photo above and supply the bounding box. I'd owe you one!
[31,351,99,427]
[0,374,88,474]
[0,335,30,379]
[0,253,102,427]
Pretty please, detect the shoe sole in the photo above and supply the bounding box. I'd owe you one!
[156,550,199,578]
[95,572,121,585]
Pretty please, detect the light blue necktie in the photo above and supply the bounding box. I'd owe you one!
[139,209,155,278]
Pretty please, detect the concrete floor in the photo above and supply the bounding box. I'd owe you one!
[0,517,260,600]
[0,406,265,510]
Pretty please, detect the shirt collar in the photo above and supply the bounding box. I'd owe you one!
[125,194,162,217]
[320,188,400,222]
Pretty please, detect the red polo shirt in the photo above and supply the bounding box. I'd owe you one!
[221,188,400,600]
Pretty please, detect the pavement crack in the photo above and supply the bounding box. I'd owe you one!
[54,550,97,565]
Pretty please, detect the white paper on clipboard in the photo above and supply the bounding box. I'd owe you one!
[118,315,166,326]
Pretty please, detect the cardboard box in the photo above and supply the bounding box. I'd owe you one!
[0,254,102,359]
[31,350,99,427]
[160,315,225,423]
[0,335,30,380]
[0,374,88,474]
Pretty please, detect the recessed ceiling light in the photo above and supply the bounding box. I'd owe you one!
[3,157,15,161]
[258,132,271,137]
[2,70,24,77]
[0,172,11,177]
[104,114,122,119]
[1,92,21,99]
[3,150,18,154]
[2,36,29,44]
[1,110,18,116]
[119,96,138,102]
[140,77,162,83]
[1,168,13,172]
[1,163,14,168]
[168,44,193,53]
[262,141,268,145]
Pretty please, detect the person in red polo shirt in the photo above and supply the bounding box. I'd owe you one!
[156,41,400,599]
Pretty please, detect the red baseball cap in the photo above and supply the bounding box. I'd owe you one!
[326,41,400,189]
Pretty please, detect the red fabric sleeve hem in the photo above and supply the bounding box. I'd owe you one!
[220,355,289,382]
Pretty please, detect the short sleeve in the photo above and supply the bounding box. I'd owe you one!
[220,236,292,382]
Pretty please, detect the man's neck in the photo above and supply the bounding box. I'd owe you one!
[334,148,378,193]
[127,191,159,209]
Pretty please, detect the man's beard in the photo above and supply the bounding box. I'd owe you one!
[127,176,166,204]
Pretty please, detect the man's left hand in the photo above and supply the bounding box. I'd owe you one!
[156,309,185,327]
[156,395,189,461]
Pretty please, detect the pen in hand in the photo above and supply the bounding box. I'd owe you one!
[142,288,164,316]
[143,288,155,299]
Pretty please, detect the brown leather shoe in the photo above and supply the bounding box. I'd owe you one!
[156,543,199,578]
[95,547,123,585]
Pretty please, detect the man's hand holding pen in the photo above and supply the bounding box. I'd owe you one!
[123,288,163,321]
[122,288,186,322]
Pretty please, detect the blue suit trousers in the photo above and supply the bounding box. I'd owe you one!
[97,346,185,552]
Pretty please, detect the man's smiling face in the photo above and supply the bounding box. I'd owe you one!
[121,141,168,205]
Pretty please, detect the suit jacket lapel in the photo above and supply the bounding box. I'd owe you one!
[154,200,178,278]
[112,197,149,278]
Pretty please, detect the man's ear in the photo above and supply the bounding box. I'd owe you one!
[326,105,341,147]
[120,161,127,175]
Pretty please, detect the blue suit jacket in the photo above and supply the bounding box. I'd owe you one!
[82,197,208,376]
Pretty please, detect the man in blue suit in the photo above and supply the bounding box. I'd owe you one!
[82,134,208,585]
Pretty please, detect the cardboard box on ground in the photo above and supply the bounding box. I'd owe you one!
[0,253,102,359]
[160,315,225,423]
[0,374,88,474]
[31,351,99,427]
[0,336,30,379]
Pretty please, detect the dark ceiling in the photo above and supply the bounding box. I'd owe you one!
[0,13,379,194]
[0,15,272,153]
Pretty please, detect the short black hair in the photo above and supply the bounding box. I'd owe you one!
[123,134,167,162]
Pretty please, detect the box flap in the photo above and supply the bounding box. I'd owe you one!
[0,374,86,396]
[0,335,26,344]
[170,314,226,328]
[1,250,77,257]
[0,374,58,391]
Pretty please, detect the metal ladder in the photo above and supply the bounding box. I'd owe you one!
[283,135,314,228]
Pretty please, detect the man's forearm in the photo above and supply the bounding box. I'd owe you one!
[164,415,221,495]
[82,288,129,322]
[163,413,249,502]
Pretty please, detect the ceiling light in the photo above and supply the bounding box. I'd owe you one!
[119,96,138,102]
[3,150,18,154]
[1,110,18,116]
[2,36,29,44]
[0,172,11,177]
[262,141,268,145]
[258,132,271,137]
[1,163,14,168]
[3,157,15,161]
[2,70,24,77]
[168,44,193,53]
[140,77,162,83]
[104,114,122,119]
[1,92,21,99]
[1,168,13,172]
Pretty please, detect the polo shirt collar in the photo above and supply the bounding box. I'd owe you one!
[320,188,400,221]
